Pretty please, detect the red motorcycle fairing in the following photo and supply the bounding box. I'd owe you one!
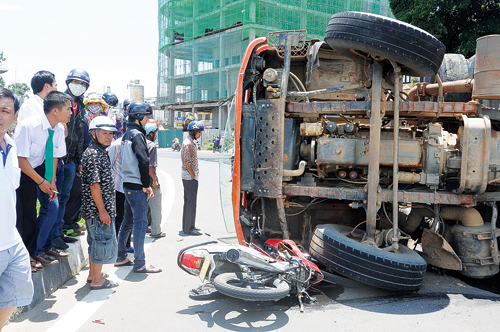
[250,238,324,287]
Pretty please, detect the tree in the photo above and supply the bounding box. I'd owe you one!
[0,51,6,88]
[8,83,30,103]
[389,0,500,57]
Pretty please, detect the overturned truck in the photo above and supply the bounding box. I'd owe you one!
[227,12,500,291]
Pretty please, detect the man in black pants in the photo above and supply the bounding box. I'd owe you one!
[181,121,204,236]
[61,69,89,237]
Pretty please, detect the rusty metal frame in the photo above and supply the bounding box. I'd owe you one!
[286,101,478,118]
[365,62,383,242]
[282,184,490,205]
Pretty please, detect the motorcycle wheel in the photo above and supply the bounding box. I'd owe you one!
[309,224,427,291]
[213,272,290,302]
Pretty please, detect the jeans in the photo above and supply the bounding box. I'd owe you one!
[55,161,76,238]
[117,189,148,270]
[34,186,59,257]
[182,179,198,233]
[149,187,162,235]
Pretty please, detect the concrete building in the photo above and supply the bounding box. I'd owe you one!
[157,0,394,130]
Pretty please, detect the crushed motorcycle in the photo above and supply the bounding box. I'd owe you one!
[178,236,324,310]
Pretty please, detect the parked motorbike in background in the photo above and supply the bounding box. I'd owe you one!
[178,236,324,310]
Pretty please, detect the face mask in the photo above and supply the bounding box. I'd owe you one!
[69,83,87,97]
[88,105,102,114]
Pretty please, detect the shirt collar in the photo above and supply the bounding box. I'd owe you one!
[34,94,44,106]
[41,114,59,131]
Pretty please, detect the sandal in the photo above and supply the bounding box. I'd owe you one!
[90,279,118,290]
[149,232,166,238]
[31,257,43,269]
[87,272,110,283]
[133,265,162,273]
[114,259,134,267]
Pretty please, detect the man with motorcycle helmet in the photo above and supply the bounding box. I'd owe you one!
[120,98,134,134]
[102,92,118,108]
[115,102,161,273]
[181,120,204,236]
[103,92,123,140]
[82,116,118,289]
[61,68,89,240]
[145,119,165,238]
[122,98,133,113]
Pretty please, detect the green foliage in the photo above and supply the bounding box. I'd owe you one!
[201,139,214,150]
[389,0,500,57]
[8,82,30,103]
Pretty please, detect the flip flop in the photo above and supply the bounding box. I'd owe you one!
[114,260,134,267]
[87,272,110,283]
[133,265,162,273]
[90,279,118,290]
[150,232,166,238]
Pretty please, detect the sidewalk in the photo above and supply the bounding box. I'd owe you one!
[10,236,89,321]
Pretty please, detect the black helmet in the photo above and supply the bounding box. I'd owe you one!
[102,92,118,107]
[127,101,150,122]
[123,98,134,110]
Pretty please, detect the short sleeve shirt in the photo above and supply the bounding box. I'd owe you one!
[82,141,116,220]
[14,114,66,168]
[181,135,199,180]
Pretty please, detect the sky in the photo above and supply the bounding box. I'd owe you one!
[0,0,158,101]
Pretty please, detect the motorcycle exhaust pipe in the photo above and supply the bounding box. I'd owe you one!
[226,248,290,273]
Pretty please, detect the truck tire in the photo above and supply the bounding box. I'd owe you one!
[214,272,291,302]
[324,11,445,77]
[309,224,427,291]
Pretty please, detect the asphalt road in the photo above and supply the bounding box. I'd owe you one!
[6,149,500,332]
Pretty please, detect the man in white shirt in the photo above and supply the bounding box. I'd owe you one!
[16,71,57,124]
[0,88,33,330]
[14,91,72,266]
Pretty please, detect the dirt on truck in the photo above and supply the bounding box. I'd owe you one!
[220,11,500,292]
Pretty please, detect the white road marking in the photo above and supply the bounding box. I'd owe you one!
[46,169,175,332]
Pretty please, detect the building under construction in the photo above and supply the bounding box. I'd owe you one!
[157,0,393,129]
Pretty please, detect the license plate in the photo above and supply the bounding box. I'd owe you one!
[199,256,211,282]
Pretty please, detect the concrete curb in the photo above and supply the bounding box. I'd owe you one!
[10,236,89,321]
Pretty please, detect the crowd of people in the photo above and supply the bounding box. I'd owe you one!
[0,68,206,329]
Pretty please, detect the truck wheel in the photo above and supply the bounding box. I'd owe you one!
[324,11,445,77]
[214,272,291,302]
[309,224,427,291]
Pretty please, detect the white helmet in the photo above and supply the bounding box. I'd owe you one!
[89,116,117,132]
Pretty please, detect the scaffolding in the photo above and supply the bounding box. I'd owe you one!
[157,0,393,126]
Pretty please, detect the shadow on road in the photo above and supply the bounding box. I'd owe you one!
[177,299,291,331]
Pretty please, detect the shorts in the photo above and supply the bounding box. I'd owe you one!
[86,218,118,265]
[0,241,34,309]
